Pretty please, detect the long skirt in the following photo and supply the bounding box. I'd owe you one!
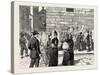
[69,51,74,65]
[49,48,58,66]
[62,52,70,65]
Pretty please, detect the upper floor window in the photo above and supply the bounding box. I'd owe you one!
[66,8,74,12]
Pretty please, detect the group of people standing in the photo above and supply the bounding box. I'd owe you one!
[19,30,75,68]
[75,31,94,51]
[19,29,93,68]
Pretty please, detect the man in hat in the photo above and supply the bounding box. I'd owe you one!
[28,30,41,67]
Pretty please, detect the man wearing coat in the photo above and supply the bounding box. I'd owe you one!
[28,30,41,68]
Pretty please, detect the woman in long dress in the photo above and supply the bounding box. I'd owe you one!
[62,34,70,65]
[68,34,74,65]
[49,31,59,66]
[62,34,74,65]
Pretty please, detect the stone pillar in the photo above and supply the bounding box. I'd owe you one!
[30,6,33,32]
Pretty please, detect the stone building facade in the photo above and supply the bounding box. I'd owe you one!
[19,6,94,39]
[19,6,46,33]
[19,6,31,33]
[46,7,94,41]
